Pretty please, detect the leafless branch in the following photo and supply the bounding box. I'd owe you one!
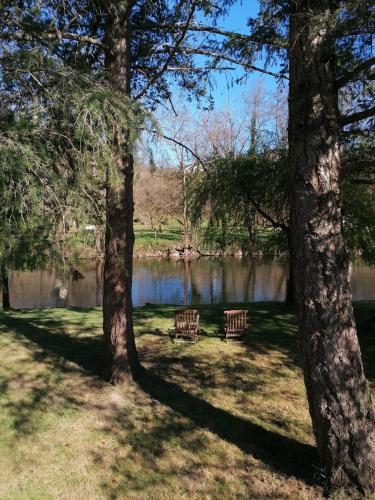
[141,128,207,172]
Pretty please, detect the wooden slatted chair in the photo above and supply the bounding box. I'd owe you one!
[224,310,249,341]
[174,309,199,343]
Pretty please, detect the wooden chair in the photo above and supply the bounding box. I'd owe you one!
[224,310,249,341]
[174,309,199,343]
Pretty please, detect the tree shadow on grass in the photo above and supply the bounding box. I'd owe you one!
[1,313,105,376]
[137,368,318,485]
[140,351,269,395]
[1,310,319,488]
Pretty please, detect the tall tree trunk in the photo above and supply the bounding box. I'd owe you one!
[183,258,189,305]
[95,225,102,257]
[102,2,141,383]
[285,265,294,307]
[96,259,102,307]
[288,0,375,492]
[1,262,10,310]
[182,165,190,250]
[285,228,295,307]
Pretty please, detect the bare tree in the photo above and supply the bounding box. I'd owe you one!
[134,165,182,236]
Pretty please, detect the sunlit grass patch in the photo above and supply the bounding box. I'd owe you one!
[0,301,374,498]
[134,226,183,255]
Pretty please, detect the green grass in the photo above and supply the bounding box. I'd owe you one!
[1,302,375,499]
[134,227,183,254]
[64,221,280,257]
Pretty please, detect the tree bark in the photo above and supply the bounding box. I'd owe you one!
[285,267,294,307]
[285,229,295,307]
[182,164,190,250]
[102,2,141,383]
[1,262,10,310]
[288,0,375,492]
[95,225,102,257]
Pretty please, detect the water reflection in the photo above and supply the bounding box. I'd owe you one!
[6,258,375,309]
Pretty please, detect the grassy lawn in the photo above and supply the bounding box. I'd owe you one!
[134,220,185,255]
[1,302,375,499]
[134,227,183,254]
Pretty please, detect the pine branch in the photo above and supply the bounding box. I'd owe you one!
[1,28,103,47]
[133,64,234,73]
[134,1,197,100]
[336,57,375,88]
[341,159,375,175]
[55,32,103,47]
[340,106,375,126]
[166,65,234,72]
[135,22,287,49]
[246,195,288,231]
[158,45,287,79]
[348,178,375,185]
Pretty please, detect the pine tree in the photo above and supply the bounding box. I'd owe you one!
[287,1,375,491]
[170,0,375,491]
[0,0,233,382]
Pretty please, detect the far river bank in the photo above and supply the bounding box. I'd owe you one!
[5,257,375,310]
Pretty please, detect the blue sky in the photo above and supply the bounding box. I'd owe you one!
[151,1,284,165]
[190,1,279,112]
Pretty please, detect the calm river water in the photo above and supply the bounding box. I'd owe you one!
[7,258,375,309]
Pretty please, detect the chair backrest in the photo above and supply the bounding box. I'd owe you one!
[175,309,199,330]
[224,310,248,332]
